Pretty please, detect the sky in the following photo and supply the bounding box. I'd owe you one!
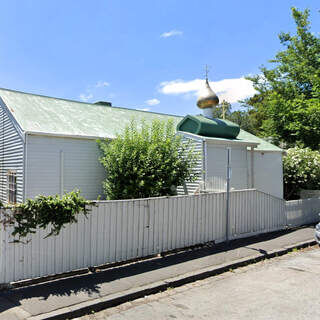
[0,0,319,116]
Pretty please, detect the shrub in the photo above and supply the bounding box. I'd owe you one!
[98,119,199,200]
[283,147,320,200]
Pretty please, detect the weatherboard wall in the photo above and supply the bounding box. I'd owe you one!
[25,135,106,200]
[250,151,283,199]
[176,135,204,195]
[205,144,249,191]
[0,103,24,203]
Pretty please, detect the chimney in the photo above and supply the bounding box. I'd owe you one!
[94,101,112,107]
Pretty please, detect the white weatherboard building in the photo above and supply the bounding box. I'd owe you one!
[0,86,283,204]
[176,78,284,198]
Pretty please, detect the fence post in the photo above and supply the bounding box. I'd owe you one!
[226,148,231,241]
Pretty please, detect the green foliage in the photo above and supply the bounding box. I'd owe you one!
[244,8,320,149]
[212,101,258,134]
[283,147,320,200]
[212,100,232,119]
[98,119,199,200]
[0,190,93,241]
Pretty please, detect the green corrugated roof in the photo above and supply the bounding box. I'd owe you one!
[237,129,283,152]
[0,88,282,151]
[0,88,180,139]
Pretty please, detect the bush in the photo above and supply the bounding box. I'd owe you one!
[98,119,199,200]
[0,190,93,241]
[283,147,320,200]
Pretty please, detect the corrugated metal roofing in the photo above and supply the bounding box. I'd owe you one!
[0,87,282,152]
[0,88,180,139]
[237,129,283,152]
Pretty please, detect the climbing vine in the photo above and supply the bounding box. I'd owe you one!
[0,190,94,242]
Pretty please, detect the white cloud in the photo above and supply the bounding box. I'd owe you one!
[137,108,150,111]
[160,30,183,38]
[159,77,256,103]
[95,81,110,88]
[79,81,110,103]
[79,93,93,102]
[145,98,160,106]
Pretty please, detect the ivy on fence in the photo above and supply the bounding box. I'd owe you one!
[0,190,94,243]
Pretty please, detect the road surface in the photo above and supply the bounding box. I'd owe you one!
[79,246,320,320]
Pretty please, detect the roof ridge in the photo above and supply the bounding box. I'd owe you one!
[0,87,182,119]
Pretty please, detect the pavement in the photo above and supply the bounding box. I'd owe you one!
[0,226,316,320]
[88,245,320,320]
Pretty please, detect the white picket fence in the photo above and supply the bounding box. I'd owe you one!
[0,189,319,284]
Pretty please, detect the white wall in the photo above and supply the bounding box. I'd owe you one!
[24,134,283,201]
[250,151,283,199]
[182,140,283,199]
[25,135,106,200]
[0,103,24,203]
[206,144,249,191]
[177,135,204,195]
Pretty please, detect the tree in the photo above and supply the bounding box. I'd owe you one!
[98,120,199,200]
[244,8,320,149]
[212,100,232,119]
[213,100,256,133]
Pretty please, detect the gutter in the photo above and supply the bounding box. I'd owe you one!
[178,131,259,148]
[205,139,259,148]
[25,131,111,141]
[252,149,285,153]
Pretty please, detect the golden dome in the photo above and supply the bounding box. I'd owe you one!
[197,79,219,109]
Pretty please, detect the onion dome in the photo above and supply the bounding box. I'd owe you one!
[196,79,219,109]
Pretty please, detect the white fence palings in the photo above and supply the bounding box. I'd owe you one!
[0,193,225,283]
[228,190,286,240]
[1,191,320,284]
[286,198,320,227]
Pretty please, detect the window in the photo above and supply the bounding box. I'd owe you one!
[7,171,17,204]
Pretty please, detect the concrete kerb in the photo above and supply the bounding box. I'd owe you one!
[26,239,317,320]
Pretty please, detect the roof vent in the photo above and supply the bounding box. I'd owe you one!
[94,101,112,106]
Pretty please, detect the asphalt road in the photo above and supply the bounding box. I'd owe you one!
[79,246,320,320]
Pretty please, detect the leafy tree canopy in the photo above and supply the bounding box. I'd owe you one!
[212,100,257,134]
[245,8,320,149]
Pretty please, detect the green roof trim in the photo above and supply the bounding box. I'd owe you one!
[0,87,282,152]
[177,114,240,139]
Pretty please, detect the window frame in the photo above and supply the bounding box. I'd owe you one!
[7,170,17,204]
